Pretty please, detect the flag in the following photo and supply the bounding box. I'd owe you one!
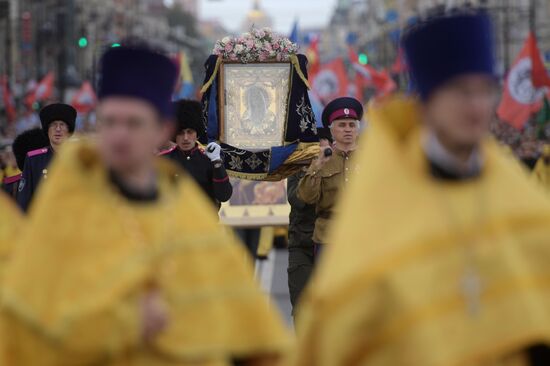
[498,32,550,129]
[308,90,324,125]
[1,75,16,123]
[289,19,299,44]
[173,51,195,100]
[391,47,407,74]
[311,58,348,104]
[71,81,97,114]
[306,36,320,79]
[25,72,54,107]
[348,47,396,96]
[528,33,550,89]
[535,96,550,137]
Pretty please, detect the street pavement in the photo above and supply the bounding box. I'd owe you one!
[257,248,293,326]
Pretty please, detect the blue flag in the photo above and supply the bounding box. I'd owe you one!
[289,19,299,44]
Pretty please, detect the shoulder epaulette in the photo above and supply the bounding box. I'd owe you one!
[27,147,49,158]
[3,173,21,185]
[158,145,177,156]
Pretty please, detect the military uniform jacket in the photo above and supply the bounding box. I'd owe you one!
[159,145,232,208]
[17,147,53,212]
[2,174,22,199]
[288,170,316,248]
[297,148,357,244]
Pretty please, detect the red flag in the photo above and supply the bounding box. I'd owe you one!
[376,69,398,96]
[528,32,550,89]
[71,81,97,114]
[348,47,396,96]
[391,47,407,74]
[311,58,348,104]
[26,72,54,107]
[306,36,320,79]
[497,33,550,129]
[1,75,16,123]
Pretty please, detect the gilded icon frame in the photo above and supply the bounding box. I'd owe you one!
[218,62,292,151]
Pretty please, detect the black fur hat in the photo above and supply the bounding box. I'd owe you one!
[173,99,207,141]
[39,103,77,133]
[12,128,50,170]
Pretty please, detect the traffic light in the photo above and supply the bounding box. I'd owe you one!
[78,37,88,48]
[111,43,121,48]
[358,53,368,65]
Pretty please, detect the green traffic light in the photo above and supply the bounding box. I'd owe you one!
[358,53,368,65]
[111,43,121,48]
[78,37,88,48]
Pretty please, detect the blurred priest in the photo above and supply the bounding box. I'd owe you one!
[289,8,550,366]
[0,43,289,366]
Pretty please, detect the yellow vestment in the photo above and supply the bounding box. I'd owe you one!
[290,96,550,366]
[0,140,290,366]
[532,145,550,192]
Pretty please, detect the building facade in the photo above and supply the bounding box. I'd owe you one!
[4,0,205,104]
[325,0,550,73]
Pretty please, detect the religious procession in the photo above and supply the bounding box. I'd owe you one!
[1,0,550,365]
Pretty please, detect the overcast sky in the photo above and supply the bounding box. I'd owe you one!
[198,0,337,34]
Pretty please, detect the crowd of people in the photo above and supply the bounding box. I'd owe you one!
[0,5,549,366]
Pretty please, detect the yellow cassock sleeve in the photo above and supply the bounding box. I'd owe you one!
[0,140,290,365]
[288,96,550,366]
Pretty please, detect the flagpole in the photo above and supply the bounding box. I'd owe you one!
[529,0,536,35]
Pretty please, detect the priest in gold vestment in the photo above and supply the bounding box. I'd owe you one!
[0,45,289,366]
[289,9,550,366]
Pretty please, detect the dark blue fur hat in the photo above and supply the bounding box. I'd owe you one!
[402,9,496,100]
[98,45,178,118]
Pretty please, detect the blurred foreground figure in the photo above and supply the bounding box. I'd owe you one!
[0,45,289,366]
[2,128,49,199]
[16,103,76,212]
[290,9,550,366]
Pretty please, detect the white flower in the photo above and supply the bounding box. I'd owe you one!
[221,36,231,44]
[255,40,262,49]
[235,44,245,54]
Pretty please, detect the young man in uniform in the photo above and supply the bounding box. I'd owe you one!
[16,103,76,212]
[159,99,232,209]
[290,9,550,366]
[2,128,49,199]
[0,44,289,365]
[297,97,362,255]
[287,128,332,323]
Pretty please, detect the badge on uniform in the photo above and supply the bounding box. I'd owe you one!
[18,178,25,192]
